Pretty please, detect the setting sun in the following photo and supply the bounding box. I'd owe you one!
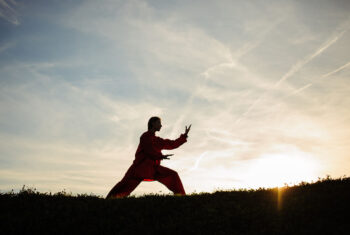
[243,149,321,188]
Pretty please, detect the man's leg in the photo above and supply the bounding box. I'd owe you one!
[154,165,186,195]
[106,177,142,199]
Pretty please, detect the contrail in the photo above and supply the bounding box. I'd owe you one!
[280,60,350,99]
[288,83,313,97]
[233,18,285,59]
[322,61,350,78]
[274,29,347,88]
[187,129,250,171]
[171,18,286,137]
[188,151,208,171]
[234,93,265,124]
[283,60,350,98]
[260,83,312,116]
[235,26,348,124]
[181,18,296,170]
[286,62,350,97]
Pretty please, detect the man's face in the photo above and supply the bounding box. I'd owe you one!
[154,119,162,131]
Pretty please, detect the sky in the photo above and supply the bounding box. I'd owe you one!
[1,0,350,197]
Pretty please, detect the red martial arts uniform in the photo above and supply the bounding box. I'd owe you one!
[106,130,188,198]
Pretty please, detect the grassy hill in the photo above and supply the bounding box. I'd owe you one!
[1,177,349,234]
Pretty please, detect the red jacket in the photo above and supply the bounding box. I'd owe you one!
[124,130,188,181]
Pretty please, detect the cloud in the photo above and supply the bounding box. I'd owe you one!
[0,64,167,195]
[236,19,350,125]
[0,41,15,53]
[0,0,19,25]
[274,28,348,87]
[2,0,350,195]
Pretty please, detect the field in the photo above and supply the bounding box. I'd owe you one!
[1,177,349,234]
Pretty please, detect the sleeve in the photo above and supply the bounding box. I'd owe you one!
[141,135,164,160]
[156,133,188,150]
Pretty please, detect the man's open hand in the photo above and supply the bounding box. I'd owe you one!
[185,124,192,135]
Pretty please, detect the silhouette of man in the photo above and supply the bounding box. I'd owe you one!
[106,117,191,199]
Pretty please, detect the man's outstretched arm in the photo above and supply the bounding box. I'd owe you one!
[156,133,188,150]
[157,124,191,150]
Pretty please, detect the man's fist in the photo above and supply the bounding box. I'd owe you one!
[162,154,174,160]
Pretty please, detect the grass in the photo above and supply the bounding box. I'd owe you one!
[1,176,349,234]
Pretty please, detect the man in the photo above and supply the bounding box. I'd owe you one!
[106,116,191,199]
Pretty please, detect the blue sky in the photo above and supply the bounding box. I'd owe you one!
[1,0,350,196]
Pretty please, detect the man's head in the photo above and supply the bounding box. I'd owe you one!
[148,116,162,132]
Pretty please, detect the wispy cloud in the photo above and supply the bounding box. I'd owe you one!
[280,60,350,97]
[0,41,15,53]
[236,21,350,124]
[0,0,19,25]
[274,29,348,88]
[2,0,350,195]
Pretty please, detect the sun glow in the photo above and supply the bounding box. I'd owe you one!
[243,150,321,188]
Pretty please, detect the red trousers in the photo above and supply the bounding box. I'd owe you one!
[106,165,186,199]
